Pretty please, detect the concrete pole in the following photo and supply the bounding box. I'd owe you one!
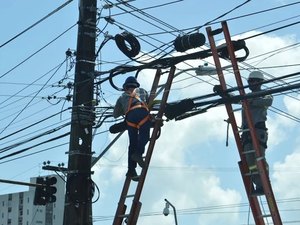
[63,0,97,224]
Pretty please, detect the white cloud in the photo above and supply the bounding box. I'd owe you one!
[93,31,300,225]
[139,166,241,225]
[272,150,300,222]
[273,150,300,199]
[283,94,300,118]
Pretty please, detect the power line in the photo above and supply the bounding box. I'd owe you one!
[0,131,70,161]
[0,0,74,49]
[0,108,70,142]
[243,20,300,41]
[0,59,67,135]
[0,23,77,79]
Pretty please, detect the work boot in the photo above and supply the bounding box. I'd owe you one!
[131,153,146,168]
[126,169,140,182]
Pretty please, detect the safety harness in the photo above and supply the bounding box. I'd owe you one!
[125,89,150,129]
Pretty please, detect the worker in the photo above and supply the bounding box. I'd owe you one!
[113,76,151,181]
[241,71,273,195]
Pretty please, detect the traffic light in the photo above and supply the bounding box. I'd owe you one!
[34,177,47,205]
[45,176,57,203]
[33,176,57,205]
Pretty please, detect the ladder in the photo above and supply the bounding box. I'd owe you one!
[112,67,176,225]
[206,21,282,225]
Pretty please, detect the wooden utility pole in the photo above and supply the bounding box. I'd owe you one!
[63,0,97,225]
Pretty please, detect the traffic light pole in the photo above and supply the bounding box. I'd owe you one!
[63,0,97,225]
[0,178,42,188]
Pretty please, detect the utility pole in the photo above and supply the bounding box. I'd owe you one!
[63,0,97,225]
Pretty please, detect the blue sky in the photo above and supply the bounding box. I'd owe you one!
[1,0,300,225]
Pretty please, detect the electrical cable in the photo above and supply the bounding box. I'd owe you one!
[0,108,70,142]
[0,23,77,79]
[0,60,70,107]
[0,132,70,161]
[243,20,300,41]
[0,118,70,147]
[234,13,300,39]
[160,0,300,35]
[0,59,67,135]
[0,0,74,49]
[105,0,183,18]
[92,197,300,222]
[0,143,68,165]
[0,122,70,154]
[2,3,300,218]
[110,0,182,33]
[213,0,300,26]
[202,0,252,27]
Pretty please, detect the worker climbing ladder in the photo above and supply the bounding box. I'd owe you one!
[112,67,176,225]
[206,21,282,225]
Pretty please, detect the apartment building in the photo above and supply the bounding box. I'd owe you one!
[0,175,65,225]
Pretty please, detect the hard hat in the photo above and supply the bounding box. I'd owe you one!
[122,76,140,89]
[248,71,264,80]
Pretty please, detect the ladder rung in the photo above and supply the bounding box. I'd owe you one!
[232,107,242,112]
[256,156,265,161]
[242,150,255,154]
[125,194,135,198]
[244,171,259,176]
[210,28,223,35]
[238,128,249,133]
[261,214,271,218]
[118,214,129,218]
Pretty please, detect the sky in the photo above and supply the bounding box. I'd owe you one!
[1,0,300,225]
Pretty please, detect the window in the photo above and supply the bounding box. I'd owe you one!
[18,217,22,225]
[8,194,12,201]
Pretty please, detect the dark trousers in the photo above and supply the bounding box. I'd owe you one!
[242,128,269,188]
[126,108,151,171]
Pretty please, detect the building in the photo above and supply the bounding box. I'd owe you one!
[0,175,65,225]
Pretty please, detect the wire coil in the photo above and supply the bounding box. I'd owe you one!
[115,32,141,58]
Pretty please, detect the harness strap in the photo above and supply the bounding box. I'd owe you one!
[126,89,149,114]
[129,104,148,111]
[125,88,150,129]
[126,115,150,129]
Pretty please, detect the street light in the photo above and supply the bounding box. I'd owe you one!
[163,199,178,225]
[195,64,232,76]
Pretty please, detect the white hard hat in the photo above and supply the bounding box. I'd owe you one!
[248,71,264,80]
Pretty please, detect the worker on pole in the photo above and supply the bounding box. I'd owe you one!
[113,76,151,181]
[241,71,273,195]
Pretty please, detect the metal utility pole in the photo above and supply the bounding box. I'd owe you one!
[63,0,97,225]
